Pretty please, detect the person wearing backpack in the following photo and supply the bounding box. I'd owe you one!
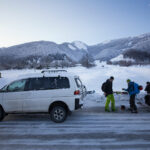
[122,79,140,113]
[102,76,116,112]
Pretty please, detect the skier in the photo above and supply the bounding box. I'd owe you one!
[145,82,150,106]
[122,79,139,113]
[102,76,116,112]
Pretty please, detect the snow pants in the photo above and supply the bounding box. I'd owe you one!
[130,94,137,111]
[145,95,150,106]
[105,94,115,111]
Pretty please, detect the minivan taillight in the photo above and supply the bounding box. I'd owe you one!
[74,90,80,95]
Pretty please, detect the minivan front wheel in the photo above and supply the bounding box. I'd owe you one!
[0,107,5,121]
[50,106,67,123]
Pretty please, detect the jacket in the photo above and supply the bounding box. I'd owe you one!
[105,79,113,96]
[125,82,139,96]
[145,84,150,94]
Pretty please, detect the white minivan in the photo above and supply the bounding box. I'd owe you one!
[0,70,86,123]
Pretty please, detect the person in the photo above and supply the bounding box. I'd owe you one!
[145,82,150,93]
[122,79,139,113]
[102,76,115,112]
[145,82,150,106]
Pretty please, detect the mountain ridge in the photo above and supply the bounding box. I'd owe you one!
[0,33,150,69]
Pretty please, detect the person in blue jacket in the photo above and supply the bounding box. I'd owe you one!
[122,79,140,113]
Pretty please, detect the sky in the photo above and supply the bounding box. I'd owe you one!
[0,0,150,47]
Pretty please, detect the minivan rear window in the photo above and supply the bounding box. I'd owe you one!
[75,78,82,88]
[28,77,70,91]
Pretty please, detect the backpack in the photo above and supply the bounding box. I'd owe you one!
[134,82,140,94]
[138,85,143,91]
[101,82,106,92]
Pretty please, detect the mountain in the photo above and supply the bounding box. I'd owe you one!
[0,33,150,69]
[0,41,91,69]
[0,41,88,62]
[88,33,150,61]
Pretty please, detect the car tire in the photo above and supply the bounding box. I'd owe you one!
[50,106,67,123]
[0,107,5,121]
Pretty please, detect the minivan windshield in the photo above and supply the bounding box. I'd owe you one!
[7,79,27,92]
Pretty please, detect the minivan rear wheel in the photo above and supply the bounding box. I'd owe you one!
[0,107,5,121]
[50,106,67,123]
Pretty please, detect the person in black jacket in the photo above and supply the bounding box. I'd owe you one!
[145,82,150,93]
[104,76,115,112]
[145,82,150,106]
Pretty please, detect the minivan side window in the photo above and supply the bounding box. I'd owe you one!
[56,77,70,89]
[7,79,27,92]
[28,77,70,91]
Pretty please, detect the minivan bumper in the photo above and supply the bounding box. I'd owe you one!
[75,99,83,110]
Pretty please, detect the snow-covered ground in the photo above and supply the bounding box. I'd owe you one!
[0,61,149,107]
[0,61,150,92]
[0,61,149,108]
[0,62,150,150]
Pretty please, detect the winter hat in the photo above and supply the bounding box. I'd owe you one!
[127,79,131,83]
[110,76,114,80]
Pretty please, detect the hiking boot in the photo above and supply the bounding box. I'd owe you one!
[128,108,132,111]
[112,109,116,112]
[105,109,110,112]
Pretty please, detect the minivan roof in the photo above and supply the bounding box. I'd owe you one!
[17,71,79,80]
[0,70,80,88]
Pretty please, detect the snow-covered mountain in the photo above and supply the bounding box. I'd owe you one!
[0,41,88,62]
[88,33,150,61]
[0,33,150,69]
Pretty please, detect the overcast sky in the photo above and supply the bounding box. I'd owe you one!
[0,0,150,47]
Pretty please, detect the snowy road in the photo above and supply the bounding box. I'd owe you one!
[0,106,150,150]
